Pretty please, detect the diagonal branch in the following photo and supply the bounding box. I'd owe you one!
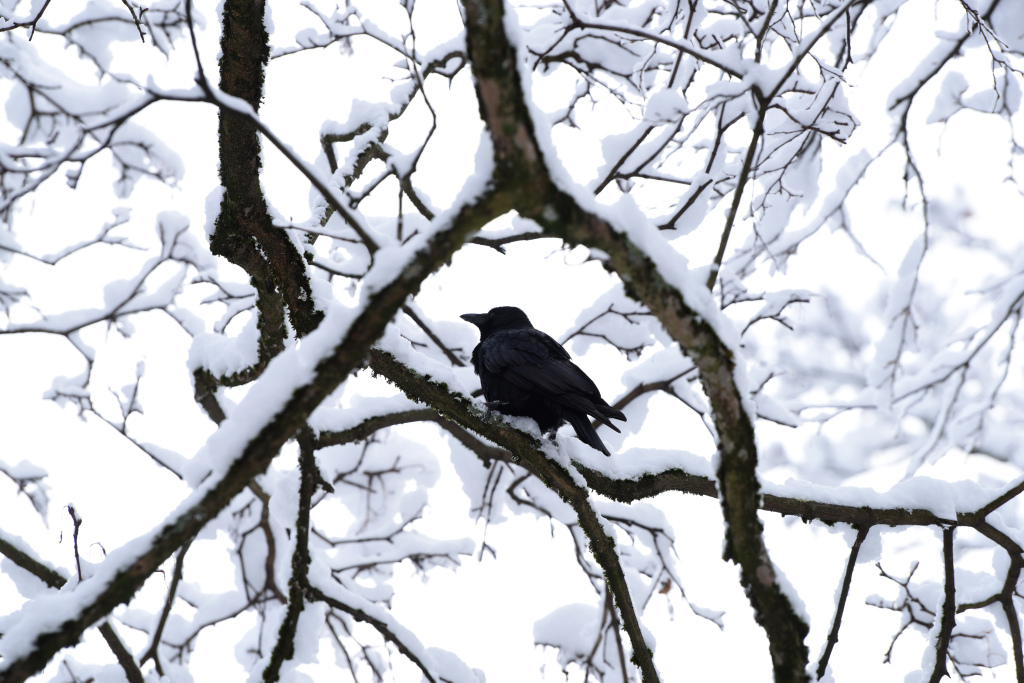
[368,345,1024,681]
[367,347,657,682]
[0,532,143,683]
[97,622,145,683]
[0,183,498,683]
[0,531,67,589]
[139,539,191,674]
[461,0,808,679]
[306,580,438,683]
[817,526,869,679]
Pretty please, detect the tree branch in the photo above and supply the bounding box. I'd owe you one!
[928,527,956,683]
[0,180,497,683]
[817,526,868,679]
[261,428,318,682]
[209,0,322,381]
[0,532,67,589]
[97,622,145,683]
[367,347,657,681]
[460,1,808,678]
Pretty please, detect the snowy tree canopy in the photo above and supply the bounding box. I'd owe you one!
[1,0,1023,682]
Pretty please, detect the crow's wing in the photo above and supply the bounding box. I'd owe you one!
[480,329,621,431]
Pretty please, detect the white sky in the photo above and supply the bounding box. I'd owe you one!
[2,0,1024,681]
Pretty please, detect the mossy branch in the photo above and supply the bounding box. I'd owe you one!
[460,0,808,677]
[0,180,497,683]
[367,348,659,682]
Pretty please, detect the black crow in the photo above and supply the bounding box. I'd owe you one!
[461,306,626,456]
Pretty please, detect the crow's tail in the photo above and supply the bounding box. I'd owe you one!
[565,410,611,456]
[594,404,626,432]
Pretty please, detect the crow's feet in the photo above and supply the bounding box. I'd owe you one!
[482,400,507,421]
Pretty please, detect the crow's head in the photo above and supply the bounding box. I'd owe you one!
[460,306,534,338]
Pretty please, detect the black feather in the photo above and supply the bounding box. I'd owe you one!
[461,306,626,456]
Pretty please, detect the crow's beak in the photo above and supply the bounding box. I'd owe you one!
[460,313,488,327]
